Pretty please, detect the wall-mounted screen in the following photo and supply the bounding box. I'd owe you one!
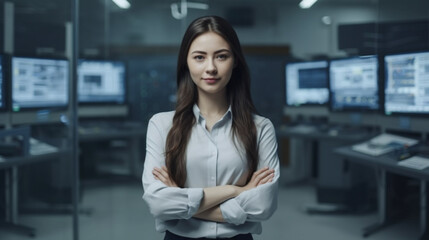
[11,56,69,111]
[384,51,429,115]
[285,60,329,106]
[329,55,379,111]
[0,55,5,109]
[78,60,126,104]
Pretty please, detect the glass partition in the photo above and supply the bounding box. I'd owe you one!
[0,0,77,240]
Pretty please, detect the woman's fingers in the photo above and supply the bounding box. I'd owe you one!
[253,168,274,186]
[153,168,168,183]
[250,167,268,182]
[153,166,178,187]
[252,167,269,177]
[257,172,274,186]
[155,167,169,179]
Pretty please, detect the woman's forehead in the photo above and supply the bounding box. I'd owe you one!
[188,32,231,53]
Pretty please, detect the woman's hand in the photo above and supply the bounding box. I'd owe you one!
[239,167,274,193]
[152,166,178,187]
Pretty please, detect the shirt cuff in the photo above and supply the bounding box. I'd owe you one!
[220,198,247,225]
[186,188,204,218]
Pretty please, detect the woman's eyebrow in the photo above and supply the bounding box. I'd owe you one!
[190,49,231,55]
[214,49,231,54]
[190,50,207,55]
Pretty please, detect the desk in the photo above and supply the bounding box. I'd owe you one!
[277,124,375,142]
[335,146,429,239]
[277,124,376,210]
[78,125,146,178]
[0,130,71,237]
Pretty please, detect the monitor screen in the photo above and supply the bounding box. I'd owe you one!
[0,55,4,109]
[329,56,379,111]
[285,60,329,106]
[78,60,126,104]
[384,51,429,115]
[11,56,69,111]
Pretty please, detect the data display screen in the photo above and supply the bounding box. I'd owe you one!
[329,56,379,111]
[0,55,4,109]
[286,60,329,106]
[12,57,69,111]
[78,60,126,104]
[384,51,429,115]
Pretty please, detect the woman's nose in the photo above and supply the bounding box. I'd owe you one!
[205,59,217,74]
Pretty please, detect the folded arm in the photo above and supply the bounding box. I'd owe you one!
[142,115,273,221]
[142,116,204,221]
[153,165,275,222]
[142,115,278,224]
[194,206,224,222]
[219,119,280,225]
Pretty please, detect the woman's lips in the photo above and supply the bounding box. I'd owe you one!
[203,78,219,84]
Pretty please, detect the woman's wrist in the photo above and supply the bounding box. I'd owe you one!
[232,185,245,196]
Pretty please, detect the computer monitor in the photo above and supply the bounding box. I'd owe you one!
[11,56,69,112]
[77,59,126,104]
[285,60,329,106]
[0,54,7,126]
[329,55,379,111]
[384,51,429,115]
[0,55,5,110]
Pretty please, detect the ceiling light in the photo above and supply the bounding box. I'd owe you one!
[112,0,131,9]
[299,0,318,9]
[171,0,209,20]
[187,2,209,10]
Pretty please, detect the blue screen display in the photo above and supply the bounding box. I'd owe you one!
[0,55,4,109]
[12,56,69,111]
[285,60,329,106]
[78,60,126,104]
[329,56,379,111]
[384,51,429,115]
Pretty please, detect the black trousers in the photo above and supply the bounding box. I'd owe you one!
[164,231,253,240]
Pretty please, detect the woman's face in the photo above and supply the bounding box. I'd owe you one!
[187,31,235,97]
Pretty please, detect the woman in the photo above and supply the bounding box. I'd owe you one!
[142,15,280,240]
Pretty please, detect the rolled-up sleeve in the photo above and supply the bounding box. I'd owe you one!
[220,118,280,225]
[142,114,204,221]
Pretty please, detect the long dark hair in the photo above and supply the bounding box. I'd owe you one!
[166,16,258,187]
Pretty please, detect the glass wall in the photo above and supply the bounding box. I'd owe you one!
[0,0,76,240]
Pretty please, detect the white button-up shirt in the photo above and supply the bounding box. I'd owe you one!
[142,104,280,238]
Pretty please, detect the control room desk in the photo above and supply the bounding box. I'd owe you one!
[277,125,377,211]
[78,125,147,178]
[276,124,376,179]
[0,149,71,237]
[276,124,375,142]
[335,146,429,240]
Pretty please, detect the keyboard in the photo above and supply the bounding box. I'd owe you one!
[398,156,429,170]
[352,133,419,156]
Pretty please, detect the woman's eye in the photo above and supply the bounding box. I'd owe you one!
[217,54,229,60]
[194,55,204,61]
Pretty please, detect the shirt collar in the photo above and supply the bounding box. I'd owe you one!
[192,104,233,123]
